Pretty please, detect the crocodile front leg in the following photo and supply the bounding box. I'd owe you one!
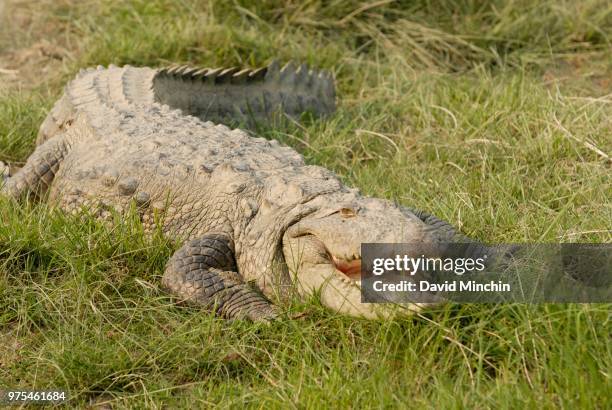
[1,135,71,201]
[162,233,279,321]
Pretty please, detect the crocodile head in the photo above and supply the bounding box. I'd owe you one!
[282,196,443,318]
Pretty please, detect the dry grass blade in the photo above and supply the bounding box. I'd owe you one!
[553,114,611,162]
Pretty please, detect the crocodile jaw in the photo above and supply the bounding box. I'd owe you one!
[282,232,423,319]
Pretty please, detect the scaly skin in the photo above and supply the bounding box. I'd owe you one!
[1,61,486,320]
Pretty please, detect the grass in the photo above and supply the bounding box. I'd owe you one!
[0,0,611,408]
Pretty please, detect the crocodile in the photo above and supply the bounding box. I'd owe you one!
[1,61,489,320]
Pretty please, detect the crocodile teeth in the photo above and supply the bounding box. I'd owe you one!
[332,256,362,279]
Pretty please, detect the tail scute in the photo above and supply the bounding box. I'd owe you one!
[152,60,335,126]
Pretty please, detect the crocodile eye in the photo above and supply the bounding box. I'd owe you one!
[339,207,356,218]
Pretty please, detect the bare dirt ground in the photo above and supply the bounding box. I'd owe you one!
[0,0,76,91]
[542,53,612,95]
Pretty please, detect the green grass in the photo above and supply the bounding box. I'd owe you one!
[1,0,611,408]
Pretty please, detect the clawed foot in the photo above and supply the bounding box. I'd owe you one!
[245,304,282,323]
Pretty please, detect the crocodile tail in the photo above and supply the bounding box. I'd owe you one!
[152,60,335,126]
